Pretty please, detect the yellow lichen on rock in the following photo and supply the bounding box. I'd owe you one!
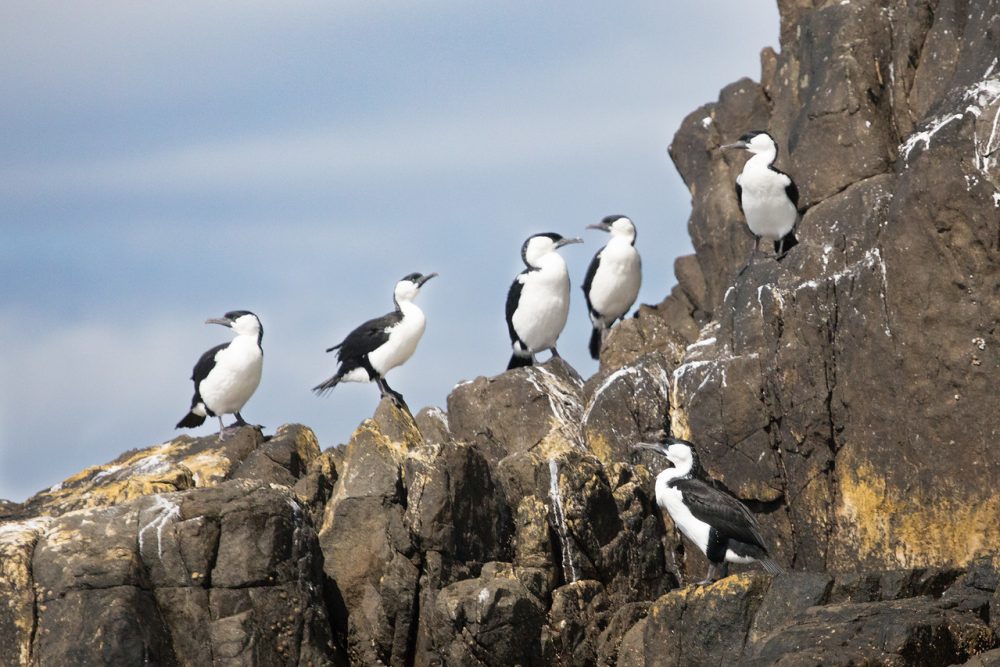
[0,518,52,666]
[584,431,614,465]
[837,462,1000,568]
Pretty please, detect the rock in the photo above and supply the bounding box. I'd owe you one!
[24,480,342,665]
[404,441,512,563]
[414,406,452,445]
[961,649,1000,667]
[543,580,609,667]
[582,352,673,464]
[620,574,773,667]
[661,0,1000,576]
[20,426,265,517]
[744,593,996,666]
[447,358,585,461]
[318,403,419,666]
[599,302,693,372]
[594,602,650,667]
[5,0,1000,664]
[424,562,546,666]
[231,423,321,487]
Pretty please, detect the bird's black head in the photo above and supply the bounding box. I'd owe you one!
[738,130,769,144]
[206,310,262,343]
[399,272,438,287]
[631,432,701,477]
[520,232,583,268]
[722,130,777,157]
[394,272,437,305]
[586,215,637,244]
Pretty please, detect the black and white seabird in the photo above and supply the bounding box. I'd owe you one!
[722,131,800,263]
[582,215,641,360]
[313,272,436,409]
[633,435,783,584]
[506,232,583,370]
[176,310,264,439]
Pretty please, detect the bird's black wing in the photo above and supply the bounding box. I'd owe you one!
[191,343,227,383]
[673,478,768,549]
[786,180,800,211]
[505,275,525,345]
[336,311,402,362]
[735,181,744,215]
[769,165,800,211]
[581,249,601,316]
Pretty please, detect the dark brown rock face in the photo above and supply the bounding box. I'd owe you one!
[665,0,1000,575]
[0,425,344,666]
[3,1,1000,665]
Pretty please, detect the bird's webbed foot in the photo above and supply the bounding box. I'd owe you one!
[232,413,264,431]
[377,379,410,413]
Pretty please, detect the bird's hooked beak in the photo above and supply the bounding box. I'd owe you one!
[555,237,584,248]
[586,222,611,232]
[205,316,232,328]
[631,441,673,465]
[631,429,671,457]
[417,272,438,287]
[720,140,748,151]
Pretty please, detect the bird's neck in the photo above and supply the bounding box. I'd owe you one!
[606,234,637,251]
[655,467,686,499]
[231,331,263,352]
[747,148,777,170]
[531,252,567,274]
[396,298,423,318]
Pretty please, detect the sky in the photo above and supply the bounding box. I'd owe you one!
[0,1,779,502]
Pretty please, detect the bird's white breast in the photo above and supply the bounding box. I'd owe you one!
[368,302,426,376]
[511,263,571,353]
[199,336,263,415]
[588,240,641,324]
[655,475,711,555]
[739,160,798,240]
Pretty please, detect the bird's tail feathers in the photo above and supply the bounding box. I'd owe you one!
[507,353,533,371]
[589,327,603,360]
[759,558,784,575]
[176,411,206,429]
[313,373,343,395]
[325,342,343,353]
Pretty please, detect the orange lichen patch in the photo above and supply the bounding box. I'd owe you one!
[837,463,1000,568]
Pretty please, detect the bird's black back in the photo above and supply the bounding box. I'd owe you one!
[334,311,402,365]
[191,343,227,384]
[187,342,227,410]
[671,477,768,551]
[581,248,601,317]
[505,274,525,345]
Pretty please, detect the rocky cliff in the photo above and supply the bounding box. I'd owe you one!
[2,0,1000,665]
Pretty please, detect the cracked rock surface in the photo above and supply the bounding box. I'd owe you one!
[2,0,999,664]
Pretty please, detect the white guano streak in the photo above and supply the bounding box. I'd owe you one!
[137,495,182,560]
[548,458,578,584]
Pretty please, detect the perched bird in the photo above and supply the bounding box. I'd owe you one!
[582,215,641,360]
[633,434,783,584]
[722,131,800,264]
[313,272,436,409]
[177,310,264,439]
[506,232,583,370]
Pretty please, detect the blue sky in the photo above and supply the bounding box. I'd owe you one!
[0,2,778,501]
